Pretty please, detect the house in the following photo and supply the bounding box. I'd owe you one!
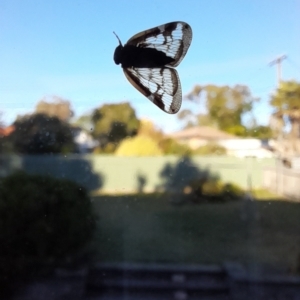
[169,126,274,158]
[169,126,236,149]
[0,125,15,137]
[71,126,99,153]
[218,138,274,158]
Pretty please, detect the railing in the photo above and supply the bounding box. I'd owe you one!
[13,263,300,300]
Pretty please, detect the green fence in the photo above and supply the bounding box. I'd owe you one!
[0,155,276,192]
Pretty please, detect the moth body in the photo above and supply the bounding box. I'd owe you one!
[114,44,174,68]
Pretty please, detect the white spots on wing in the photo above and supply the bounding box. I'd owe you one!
[128,67,182,113]
[147,94,155,101]
[158,24,165,32]
[130,22,192,67]
[141,22,191,67]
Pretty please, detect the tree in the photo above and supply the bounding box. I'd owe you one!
[10,113,75,154]
[270,80,300,139]
[137,119,164,141]
[269,80,300,155]
[35,96,74,122]
[177,109,198,128]
[115,135,162,156]
[246,125,273,139]
[178,109,216,129]
[0,112,15,154]
[72,114,93,131]
[185,84,258,136]
[92,102,140,151]
[158,138,192,156]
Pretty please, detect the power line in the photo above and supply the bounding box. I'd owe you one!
[286,57,300,75]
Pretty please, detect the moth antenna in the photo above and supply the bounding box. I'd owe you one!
[113,32,123,46]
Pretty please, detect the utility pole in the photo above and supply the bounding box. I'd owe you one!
[269,55,287,86]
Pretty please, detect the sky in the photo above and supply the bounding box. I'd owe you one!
[0,0,299,133]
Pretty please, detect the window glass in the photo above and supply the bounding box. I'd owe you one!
[1,1,300,298]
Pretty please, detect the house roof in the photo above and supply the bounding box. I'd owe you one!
[0,125,15,137]
[169,126,236,140]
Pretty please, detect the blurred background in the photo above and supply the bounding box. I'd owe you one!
[0,0,300,299]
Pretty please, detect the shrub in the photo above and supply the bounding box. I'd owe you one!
[202,180,224,196]
[159,137,192,155]
[222,183,244,200]
[93,142,116,154]
[194,143,226,155]
[115,135,162,156]
[0,171,97,292]
[186,178,244,202]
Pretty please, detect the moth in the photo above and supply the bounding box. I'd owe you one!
[113,21,192,114]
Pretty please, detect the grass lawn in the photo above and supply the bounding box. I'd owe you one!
[90,193,300,271]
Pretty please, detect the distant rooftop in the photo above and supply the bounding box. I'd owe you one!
[0,125,15,137]
[169,126,236,140]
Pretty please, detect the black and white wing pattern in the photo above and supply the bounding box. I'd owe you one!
[113,21,192,114]
[123,67,182,114]
[127,22,192,68]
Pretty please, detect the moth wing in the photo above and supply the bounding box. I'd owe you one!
[126,21,192,67]
[123,67,182,114]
